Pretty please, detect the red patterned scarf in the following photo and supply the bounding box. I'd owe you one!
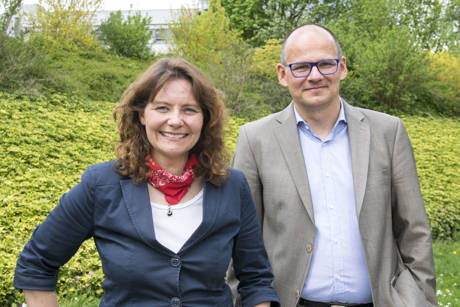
[147,154,199,204]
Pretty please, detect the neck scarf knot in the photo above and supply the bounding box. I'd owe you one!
[147,154,199,205]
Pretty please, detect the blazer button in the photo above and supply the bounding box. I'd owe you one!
[170,257,181,267]
[170,297,181,307]
[306,243,313,253]
[296,289,300,299]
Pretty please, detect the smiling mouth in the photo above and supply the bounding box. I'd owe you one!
[306,86,326,91]
[161,132,188,138]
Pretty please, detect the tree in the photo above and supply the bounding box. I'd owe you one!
[1,0,50,94]
[28,0,102,50]
[220,0,455,51]
[220,0,352,46]
[327,0,451,114]
[441,0,459,53]
[0,0,22,33]
[168,0,272,116]
[97,11,153,60]
[219,0,267,45]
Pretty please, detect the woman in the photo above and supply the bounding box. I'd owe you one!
[14,58,280,307]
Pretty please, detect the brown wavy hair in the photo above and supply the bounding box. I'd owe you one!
[113,57,228,186]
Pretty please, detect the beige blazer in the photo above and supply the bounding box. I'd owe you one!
[232,101,437,307]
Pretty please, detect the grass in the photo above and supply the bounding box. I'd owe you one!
[434,239,460,307]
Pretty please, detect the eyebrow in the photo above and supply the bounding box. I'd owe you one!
[150,100,201,108]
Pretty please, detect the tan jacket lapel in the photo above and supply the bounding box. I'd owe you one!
[344,102,370,215]
[273,103,315,223]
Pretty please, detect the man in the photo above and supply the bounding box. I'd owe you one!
[232,24,437,307]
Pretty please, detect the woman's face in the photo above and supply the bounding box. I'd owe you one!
[140,78,203,169]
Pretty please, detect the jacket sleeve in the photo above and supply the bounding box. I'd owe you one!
[232,125,264,227]
[391,119,437,306]
[231,171,280,307]
[13,166,96,290]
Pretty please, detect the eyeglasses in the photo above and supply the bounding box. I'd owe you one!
[286,59,340,78]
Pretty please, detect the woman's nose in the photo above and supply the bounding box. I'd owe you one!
[167,111,183,126]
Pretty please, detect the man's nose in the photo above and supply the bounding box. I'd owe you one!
[307,65,323,80]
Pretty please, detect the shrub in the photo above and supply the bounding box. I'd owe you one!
[27,0,102,51]
[0,93,457,304]
[0,93,115,305]
[428,51,460,115]
[331,22,437,114]
[402,115,460,239]
[168,0,273,118]
[41,48,152,102]
[0,33,50,94]
[248,39,290,113]
[97,10,154,60]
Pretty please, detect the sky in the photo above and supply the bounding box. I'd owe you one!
[21,0,206,10]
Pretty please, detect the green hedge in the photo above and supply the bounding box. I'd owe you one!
[0,93,458,304]
[401,115,460,240]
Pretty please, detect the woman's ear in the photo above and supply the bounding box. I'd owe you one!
[139,111,146,125]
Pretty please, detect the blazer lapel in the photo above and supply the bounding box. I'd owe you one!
[120,179,158,248]
[344,102,370,215]
[181,182,219,252]
[273,103,315,223]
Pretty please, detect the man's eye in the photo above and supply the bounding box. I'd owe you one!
[319,61,336,68]
[293,64,310,71]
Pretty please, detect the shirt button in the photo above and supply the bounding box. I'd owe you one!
[170,257,181,267]
[306,243,313,253]
[171,297,181,307]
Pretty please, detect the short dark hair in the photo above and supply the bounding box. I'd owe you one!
[280,23,342,65]
[113,57,228,186]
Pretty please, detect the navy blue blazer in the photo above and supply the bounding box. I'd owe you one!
[14,161,280,307]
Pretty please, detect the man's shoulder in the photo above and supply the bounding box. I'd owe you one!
[346,103,401,126]
[241,106,291,132]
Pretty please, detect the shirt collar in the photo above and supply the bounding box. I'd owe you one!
[294,98,347,128]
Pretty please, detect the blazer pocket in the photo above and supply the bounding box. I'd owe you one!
[391,267,429,307]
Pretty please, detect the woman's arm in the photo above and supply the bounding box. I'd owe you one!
[24,290,58,307]
[231,171,280,307]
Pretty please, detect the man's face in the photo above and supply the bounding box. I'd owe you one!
[277,27,347,112]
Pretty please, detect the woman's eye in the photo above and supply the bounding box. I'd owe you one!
[185,107,200,113]
[155,106,168,111]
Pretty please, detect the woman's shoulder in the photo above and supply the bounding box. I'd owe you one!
[83,160,126,186]
[216,168,248,188]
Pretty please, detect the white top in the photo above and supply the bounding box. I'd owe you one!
[151,189,203,253]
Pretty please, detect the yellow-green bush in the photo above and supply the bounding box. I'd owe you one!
[402,115,460,240]
[249,39,282,81]
[0,93,458,304]
[428,52,460,115]
[0,92,115,305]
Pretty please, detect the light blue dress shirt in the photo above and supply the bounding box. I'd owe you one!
[295,101,372,304]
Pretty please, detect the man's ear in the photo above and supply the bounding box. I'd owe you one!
[276,63,289,88]
[339,56,347,81]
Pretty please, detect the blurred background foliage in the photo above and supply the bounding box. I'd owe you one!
[0,0,458,117]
